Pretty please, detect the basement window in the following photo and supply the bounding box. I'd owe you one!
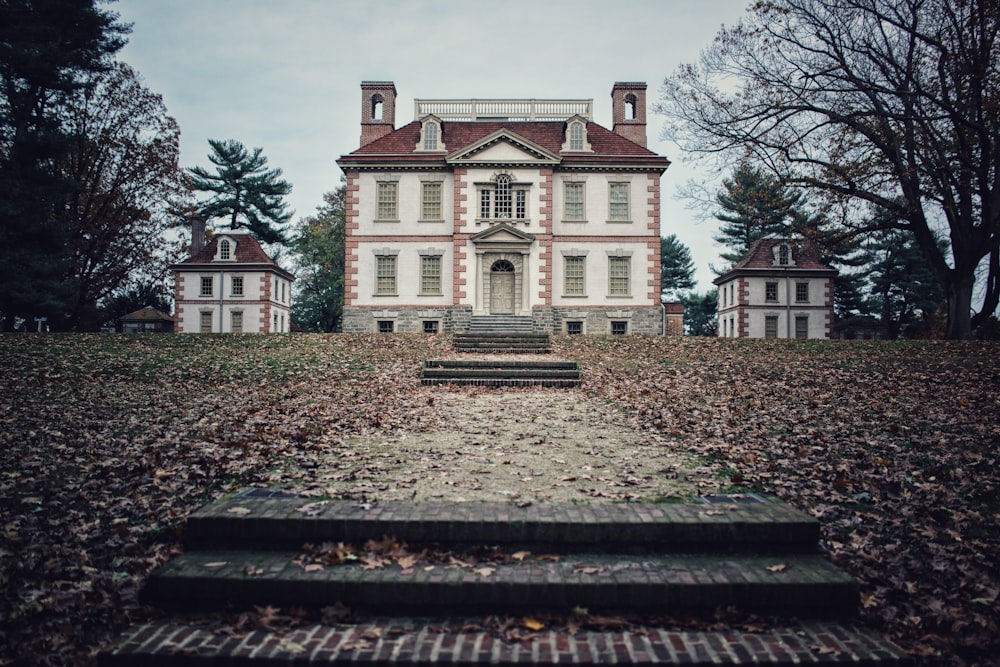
[566,321,583,335]
[423,320,439,334]
[611,321,628,335]
[377,320,394,334]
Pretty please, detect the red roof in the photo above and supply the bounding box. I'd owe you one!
[339,121,669,168]
[715,238,837,283]
[174,233,294,279]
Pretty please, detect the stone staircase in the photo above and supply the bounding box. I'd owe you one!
[101,493,911,665]
[421,359,580,387]
[454,316,551,354]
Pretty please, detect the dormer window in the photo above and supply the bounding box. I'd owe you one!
[215,237,236,261]
[416,116,445,152]
[562,116,592,152]
[772,242,796,266]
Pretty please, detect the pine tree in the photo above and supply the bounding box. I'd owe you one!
[713,163,803,270]
[0,0,128,329]
[660,234,696,298]
[187,139,292,245]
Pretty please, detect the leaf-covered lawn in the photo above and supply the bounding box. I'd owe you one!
[0,334,997,665]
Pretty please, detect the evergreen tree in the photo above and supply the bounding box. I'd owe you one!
[187,139,292,245]
[660,234,696,298]
[713,163,802,270]
[290,187,345,332]
[0,0,129,329]
[865,228,946,339]
[679,290,718,336]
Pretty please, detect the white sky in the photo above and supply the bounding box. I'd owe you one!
[113,0,751,293]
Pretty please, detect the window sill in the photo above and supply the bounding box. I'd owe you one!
[607,295,633,299]
[418,219,445,223]
[418,292,444,297]
[374,219,400,223]
[606,220,633,224]
[373,293,398,297]
[561,219,588,224]
[562,294,588,299]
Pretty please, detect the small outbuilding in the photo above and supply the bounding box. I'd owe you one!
[121,306,174,333]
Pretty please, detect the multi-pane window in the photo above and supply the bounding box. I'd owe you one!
[218,239,231,260]
[420,256,442,295]
[569,122,585,150]
[765,315,779,339]
[765,282,779,302]
[564,256,585,296]
[231,311,243,333]
[376,256,397,295]
[424,123,438,150]
[609,256,630,296]
[609,182,629,221]
[495,174,512,218]
[795,315,809,339]
[423,320,439,334]
[376,182,397,220]
[421,182,442,220]
[564,182,584,220]
[200,276,213,297]
[778,244,791,265]
[566,321,583,335]
[611,321,628,335]
[377,320,394,334]
[199,311,212,333]
[796,282,809,303]
[231,276,243,297]
[478,174,527,221]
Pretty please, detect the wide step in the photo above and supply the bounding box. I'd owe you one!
[421,359,578,387]
[103,620,911,666]
[143,551,858,617]
[454,332,551,354]
[183,497,821,552]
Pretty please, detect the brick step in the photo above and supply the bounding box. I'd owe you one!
[142,551,859,617]
[422,377,580,387]
[453,333,552,354]
[101,619,912,666]
[183,497,820,553]
[426,360,577,370]
[422,369,580,380]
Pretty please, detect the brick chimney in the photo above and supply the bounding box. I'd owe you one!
[611,82,647,147]
[360,81,397,148]
[190,215,206,255]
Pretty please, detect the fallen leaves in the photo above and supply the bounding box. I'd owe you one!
[1,334,998,667]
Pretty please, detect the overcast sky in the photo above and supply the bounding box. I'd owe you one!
[113,0,751,292]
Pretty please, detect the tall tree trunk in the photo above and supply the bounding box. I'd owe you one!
[945,273,975,339]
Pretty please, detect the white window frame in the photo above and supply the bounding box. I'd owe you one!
[230,275,244,297]
[200,276,213,297]
[230,310,243,333]
[608,181,630,222]
[477,173,529,223]
[199,311,213,333]
[421,181,443,221]
[375,255,397,296]
[420,255,443,295]
[375,180,398,221]
[608,255,631,297]
[564,181,585,221]
[563,256,586,297]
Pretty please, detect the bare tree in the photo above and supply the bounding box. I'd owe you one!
[657,0,999,338]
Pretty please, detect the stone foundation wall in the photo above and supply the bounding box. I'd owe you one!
[343,306,663,334]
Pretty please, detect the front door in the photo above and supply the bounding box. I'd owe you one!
[490,260,515,314]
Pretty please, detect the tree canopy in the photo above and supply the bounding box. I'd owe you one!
[290,187,346,332]
[60,63,185,330]
[659,234,696,297]
[0,0,129,329]
[658,0,1000,338]
[187,139,292,245]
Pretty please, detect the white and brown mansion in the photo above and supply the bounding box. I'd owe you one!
[335,81,671,335]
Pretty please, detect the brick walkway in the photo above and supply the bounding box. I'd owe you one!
[104,619,910,665]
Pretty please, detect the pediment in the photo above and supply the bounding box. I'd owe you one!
[470,222,536,245]
[447,129,561,166]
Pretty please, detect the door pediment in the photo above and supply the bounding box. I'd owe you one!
[470,222,536,246]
